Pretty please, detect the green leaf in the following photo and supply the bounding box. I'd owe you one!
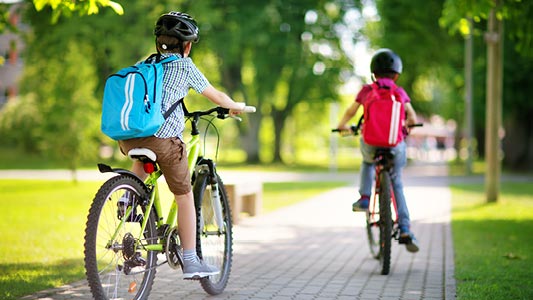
[107,1,124,15]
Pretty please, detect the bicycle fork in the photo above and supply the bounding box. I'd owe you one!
[196,161,225,232]
[209,181,225,229]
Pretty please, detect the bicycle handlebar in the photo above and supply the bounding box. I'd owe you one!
[186,105,256,119]
[186,105,256,135]
[241,106,256,113]
[331,123,423,136]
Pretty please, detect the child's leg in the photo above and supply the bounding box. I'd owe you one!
[390,141,410,231]
[359,161,374,197]
[175,191,196,251]
[176,190,220,278]
[353,140,376,211]
[359,138,376,197]
[391,141,419,252]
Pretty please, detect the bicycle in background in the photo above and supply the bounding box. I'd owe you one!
[332,122,422,275]
[84,106,255,299]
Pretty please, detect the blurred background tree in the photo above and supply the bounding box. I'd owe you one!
[0,0,532,173]
[439,0,533,170]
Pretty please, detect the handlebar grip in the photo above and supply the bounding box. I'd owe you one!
[408,123,424,128]
[242,106,256,113]
[331,129,341,132]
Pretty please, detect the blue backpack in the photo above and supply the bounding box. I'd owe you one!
[101,54,182,140]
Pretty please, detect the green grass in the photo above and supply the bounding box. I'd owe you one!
[451,182,533,300]
[1,178,347,299]
[1,180,102,300]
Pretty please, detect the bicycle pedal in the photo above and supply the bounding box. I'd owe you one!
[183,275,202,281]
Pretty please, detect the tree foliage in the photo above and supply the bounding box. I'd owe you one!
[188,0,359,163]
[440,0,533,57]
[440,0,533,169]
[369,0,464,121]
[1,1,206,172]
[2,0,528,171]
[32,0,123,22]
[20,39,100,173]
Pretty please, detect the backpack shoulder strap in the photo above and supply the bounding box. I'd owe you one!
[163,98,186,119]
[374,81,392,90]
[144,53,179,64]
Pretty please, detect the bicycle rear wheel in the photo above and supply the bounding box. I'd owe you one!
[378,171,392,275]
[193,168,233,295]
[84,175,158,300]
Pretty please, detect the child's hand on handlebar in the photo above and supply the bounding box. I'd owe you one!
[336,124,353,134]
[229,102,246,116]
[228,103,256,118]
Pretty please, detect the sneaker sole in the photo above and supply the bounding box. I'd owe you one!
[183,271,220,280]
[405,243,419,253]
[399,235,419,253]
[352,207,369,212]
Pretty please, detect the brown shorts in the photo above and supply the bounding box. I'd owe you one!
[118,137,191,195]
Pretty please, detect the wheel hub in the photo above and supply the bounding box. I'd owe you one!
[122,233,136,260]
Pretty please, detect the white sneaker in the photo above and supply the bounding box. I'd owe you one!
[182,260,220,279]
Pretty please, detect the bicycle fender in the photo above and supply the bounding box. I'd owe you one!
[97,163,143,180]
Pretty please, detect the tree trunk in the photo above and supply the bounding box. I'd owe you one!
[242,113,262,163]
[502,116,533,170]
[271,109,286,163]
[484,7,503,203]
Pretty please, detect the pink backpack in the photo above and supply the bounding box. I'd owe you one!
[362,82,405,147]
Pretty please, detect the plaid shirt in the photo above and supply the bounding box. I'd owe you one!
[151,53,210,140]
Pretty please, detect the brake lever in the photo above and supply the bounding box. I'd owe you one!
[229,115,242,122]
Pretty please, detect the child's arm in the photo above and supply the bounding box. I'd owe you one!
[336,102,361,131]
[405,103,418,132]
[202,85,245,113]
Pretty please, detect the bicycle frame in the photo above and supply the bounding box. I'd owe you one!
[108,123,204,253]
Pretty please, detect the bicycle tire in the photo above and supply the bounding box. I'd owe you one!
[193,169,233,295]
[378,171,392,275]
[366,205,381,259]
[84,175,158,300]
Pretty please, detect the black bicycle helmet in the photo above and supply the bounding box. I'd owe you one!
[154,11,199,42]
[370,48,402,74]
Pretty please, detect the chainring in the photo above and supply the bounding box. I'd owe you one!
[165,226,183,270]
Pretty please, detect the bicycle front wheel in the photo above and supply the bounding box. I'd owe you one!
[84,175,158,300]
[378,171,392,275]
[193,169,233,295]
[366,202,381,259]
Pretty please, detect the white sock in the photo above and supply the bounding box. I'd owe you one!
[183,249,198,264]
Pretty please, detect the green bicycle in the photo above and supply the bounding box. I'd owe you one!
[84,105,255,299]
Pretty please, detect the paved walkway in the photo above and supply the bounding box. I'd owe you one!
[18,162,455,300]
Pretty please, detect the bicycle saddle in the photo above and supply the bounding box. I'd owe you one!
[128,148,157,163]
[374,148,395,169]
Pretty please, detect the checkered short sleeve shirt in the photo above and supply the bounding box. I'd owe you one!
[153,53,210,140]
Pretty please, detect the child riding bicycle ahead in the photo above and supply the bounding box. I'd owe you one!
[336,48,420,253]
[118,11,247,278]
